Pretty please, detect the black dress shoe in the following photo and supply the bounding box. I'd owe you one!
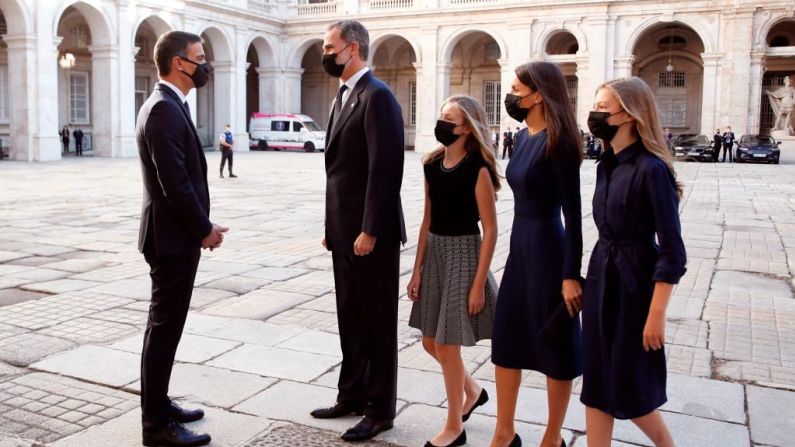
[508,433,522,447]
[424,429,466,447]
[142,420,211,447]
[167,402,204,423]
[341,416,394,442]
[310,401,366,419]
[462,388,489,422]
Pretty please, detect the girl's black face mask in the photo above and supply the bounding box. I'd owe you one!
[434,120,464,146]
[587,110,625,143]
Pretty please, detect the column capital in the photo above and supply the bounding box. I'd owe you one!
[701,53,723,66]
[213,61,236,72]
[436,62,451,73]
[256,66,281,76]
[3,34,36,50]
[614,55,635,68]
[88,45,119,59]
[283,67,304,77]
[412,62,423,74]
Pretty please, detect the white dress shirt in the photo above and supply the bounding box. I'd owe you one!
[159,80,187,105]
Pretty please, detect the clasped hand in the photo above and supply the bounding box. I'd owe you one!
[201,224,229,251]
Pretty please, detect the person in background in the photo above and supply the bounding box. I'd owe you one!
[722,126,735,162]
[502,127,514,159]
[712,128,722,163]
[73,128,84,157]
[219,123,237,178]
[60,125,70,154]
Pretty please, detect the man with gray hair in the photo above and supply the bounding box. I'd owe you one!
[311,19,407,442]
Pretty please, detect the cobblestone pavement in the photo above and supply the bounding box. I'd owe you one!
[0,145,794,446]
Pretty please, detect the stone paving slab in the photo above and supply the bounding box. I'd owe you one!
[202,276,272,295]
[202,289,315,320]
[207,344,339,382]
[747,385,795,447]
[37,317,138,345]
[0,289,49,308]
[124,363,277,409]
[0,292,133,330]
[19,279,99,295]
[0,372,137,444]
[52,406,276,447]
[274,329,343,357]
[188,287,238,309]
[110,332,241,363]
[184,313,306,346]
[31,345,140,387]
[611,411,749,447]
[247,423,402,446]
[0,334,76,367]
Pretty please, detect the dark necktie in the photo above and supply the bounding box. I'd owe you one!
[182,101,190,116]
[333,84,348,120]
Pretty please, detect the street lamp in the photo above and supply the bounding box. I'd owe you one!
[59,52,76,69]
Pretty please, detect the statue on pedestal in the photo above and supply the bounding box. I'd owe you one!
[766,75,795,136]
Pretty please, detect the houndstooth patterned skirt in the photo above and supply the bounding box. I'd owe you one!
[409,232,498,346]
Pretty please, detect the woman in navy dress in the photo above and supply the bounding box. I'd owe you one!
[581,77,687,447]
[489,62,583,447]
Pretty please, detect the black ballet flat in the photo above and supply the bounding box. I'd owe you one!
[508,433,522,447]
[462,389,489,422]
[424,430,466,447]
[561,439,566,447]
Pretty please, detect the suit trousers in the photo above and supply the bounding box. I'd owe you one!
[722,144,733,162]
[141,249,201,430]
[331,241,400,421]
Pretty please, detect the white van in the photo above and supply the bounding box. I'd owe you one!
[248,113,326,152]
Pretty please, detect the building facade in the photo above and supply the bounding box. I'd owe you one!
[0,0,793,161]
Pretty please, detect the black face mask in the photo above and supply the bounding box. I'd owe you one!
[434,120,463,146]
[322,44,351,78]
[587,110,625,143]
[179,57,210,89]
[504,93,534,122]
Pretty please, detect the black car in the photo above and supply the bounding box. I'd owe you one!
[672,134,715,162]
[735,135,781,164]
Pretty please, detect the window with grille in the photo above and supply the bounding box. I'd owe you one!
[409,82,416,126]
[72,26,88,49]
[565,76,578,112]
[483,80,501,126]
[656,71,686,127]
[135,76,149,120]
[0,65,8,122]
[485,42,500,61]
[70,72,90,124]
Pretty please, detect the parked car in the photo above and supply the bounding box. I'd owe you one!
[248,113,325,152]
[735,135,781,164]
[672,134,715,162]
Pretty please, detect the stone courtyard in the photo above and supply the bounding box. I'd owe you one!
[0,146,794,446]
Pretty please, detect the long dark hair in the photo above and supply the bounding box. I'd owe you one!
[515,62,582,163]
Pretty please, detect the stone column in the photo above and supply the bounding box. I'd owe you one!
[587,16,610,93]
[575,55,591,127]
[88,45,119,158]
[413,26,441,153]
[746,52,765,135]
[115,1,138,157]
[28,33,62,161]
[282,67,304,114]
[257,67,279,113]
[499,58,516,129]
[234,29,250,152]
[613,55,635,79]
[4,34,37,161]
[700,53,722,136]
[725,10,754,135]
[212,61,235,151]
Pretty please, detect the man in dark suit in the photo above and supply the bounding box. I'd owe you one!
[722,126,735,162]
[502,127,513,159]
[311,20,407,443]
[72,128,84,156]
[712,128,722,162]
[136,31,228,447]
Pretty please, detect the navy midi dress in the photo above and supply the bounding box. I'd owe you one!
[491,129,584,380]
[580,141,687,419]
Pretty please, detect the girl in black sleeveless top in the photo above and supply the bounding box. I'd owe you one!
[408,95,501,447]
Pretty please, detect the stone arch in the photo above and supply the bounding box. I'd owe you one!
[131,13,174,46]
[197,24,233,62]
[624,15,714,57]
[288,37,323,69]
[0,0,32,36]
[247,35,277,68]
[53,0,115,46]
[753,13,795,51]
[440,27,508,63]
[538,27,587,56]
[369,32,422,65]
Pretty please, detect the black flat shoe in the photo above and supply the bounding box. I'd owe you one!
[508,433,522,447]
[462,389,489,422]
[167,402,204,423]
[424,429,466,447]
[341,416,394,442]
[310,401,366,419]
[142,420,211,447]
[561,439,566,447]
